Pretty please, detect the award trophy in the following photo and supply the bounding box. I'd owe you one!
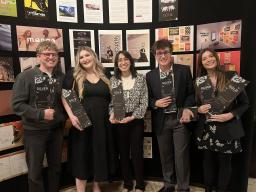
[62,89,92,129]
[111,80,126,121]
[34,75,52,109]
[160,72,177,113]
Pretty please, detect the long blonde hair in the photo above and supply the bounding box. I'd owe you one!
[73,46,110,99]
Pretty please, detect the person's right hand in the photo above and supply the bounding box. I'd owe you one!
[70,114,83,131]
[109,113,119,124]
[44,109,55,121]
[155,96,172,108]
[198,104,211,114]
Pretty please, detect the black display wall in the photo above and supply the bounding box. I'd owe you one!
[0,0,255,192]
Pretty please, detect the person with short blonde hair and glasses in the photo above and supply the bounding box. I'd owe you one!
[12,41,65,192]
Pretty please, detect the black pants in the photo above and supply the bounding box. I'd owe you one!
[116,119,144,191]
[24,127,63,192]
[203,150,232,191]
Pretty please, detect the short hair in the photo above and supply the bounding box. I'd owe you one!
[36,41,58,53]
[151,39,173,55]
[114,50,137,79]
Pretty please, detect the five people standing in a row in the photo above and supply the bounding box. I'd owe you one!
[12,39,249,192]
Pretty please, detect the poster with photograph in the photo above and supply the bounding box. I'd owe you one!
[0,90,13,116]
[197,20,242,50]
[69,29,95,67]
[156,25,194,52]
[196,51,241,74]
[0,121,23,151]
[126,29,150,67]
[0,57,14,82]
[159,0,178,21]
[144,110,152,132]
[98,30,122,67]
[56,0,78,23]
[83,0,103,23]
[0,0,17,17]
[24,0,48,20]
[16,26,63,52]
[0,151,27,181]
[0,24,12,51]
[108,0,128,23]
[173,54,193,74]
[19,57,65,73]
[134,0,152,23]
[143,137,152,158]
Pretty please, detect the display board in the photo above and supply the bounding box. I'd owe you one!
[0,0,253,192]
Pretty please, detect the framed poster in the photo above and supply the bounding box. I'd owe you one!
[0,24,12,51]
[98,30,122,67]
[197,20,242,50]
[156,25,194,52]
[24,0,49,20]
[16,26,63,52]
[126,29,150,67]
[69,29,95,67]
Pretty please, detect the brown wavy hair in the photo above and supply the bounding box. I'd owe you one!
[73,46,110,99]
[197,48,228,91]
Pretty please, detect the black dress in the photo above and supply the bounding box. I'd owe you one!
[63,70,115,181]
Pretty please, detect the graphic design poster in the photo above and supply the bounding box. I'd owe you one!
[144,110,152,132]
[83,0,103,23]
[0,57,14,82]
[197,20,242,50]
[196,51,240,74]
[0,90,13,116]
[156,25,194,52]
[133,0,152,23]
[56,0,78,23]
[0,121,23,151]
[19,57,65,73]
[173,54,193,74]
[126,29,150,67]
[0,151,27,181]
[69,29,95,67]
[24,0,48,20]
[0,0,17,17]
[98,30,122,67]
[108,0,128,23]
[159,0,178,21]
[0,24,12,51]
[16,26,63,52]
[144,137,152,158]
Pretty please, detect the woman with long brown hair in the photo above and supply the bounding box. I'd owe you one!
[195,48,249,192]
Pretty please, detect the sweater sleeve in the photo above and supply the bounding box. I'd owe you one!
[12,72,44,121]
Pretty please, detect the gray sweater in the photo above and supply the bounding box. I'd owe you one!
[12,66,65,130]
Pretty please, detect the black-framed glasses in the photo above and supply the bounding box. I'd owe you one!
[39,52,58,58]
[155,50,171,57]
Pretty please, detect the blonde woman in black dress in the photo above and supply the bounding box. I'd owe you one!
[62,46,114,192]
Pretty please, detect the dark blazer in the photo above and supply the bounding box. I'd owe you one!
[146,64,195,135]
[195,71,249,140]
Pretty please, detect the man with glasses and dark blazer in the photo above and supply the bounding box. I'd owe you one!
[146,39,195,192]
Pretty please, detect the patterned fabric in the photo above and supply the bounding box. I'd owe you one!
[196,123,242,154]
[195,75,242,154]
[110,73,148,119]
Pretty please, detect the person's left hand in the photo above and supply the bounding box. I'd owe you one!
[120,116,135,124]
[209,112,234,122]
[180,108,194,124]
